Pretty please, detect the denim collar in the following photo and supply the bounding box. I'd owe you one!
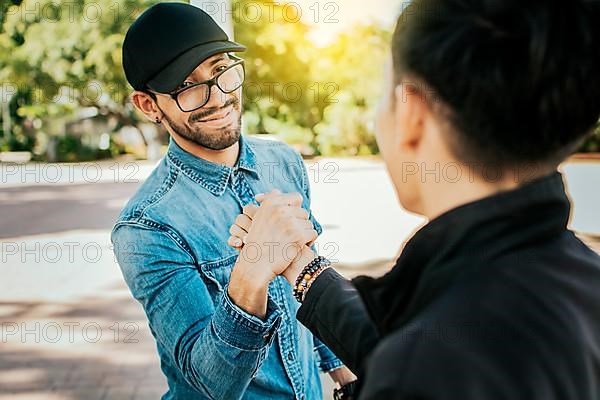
[167,135,259,196]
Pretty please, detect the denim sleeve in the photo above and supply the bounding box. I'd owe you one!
[112,222,282,400]
[298,153,344,373]
[314,336,344,372]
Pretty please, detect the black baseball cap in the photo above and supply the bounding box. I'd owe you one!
[122,2,246,94]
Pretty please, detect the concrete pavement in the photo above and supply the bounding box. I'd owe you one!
[1,157,598,399]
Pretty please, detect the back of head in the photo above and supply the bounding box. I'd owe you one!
[393,0,600,171]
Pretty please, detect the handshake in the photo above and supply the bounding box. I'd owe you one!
[226,189,319,287]
[226,189,359,388]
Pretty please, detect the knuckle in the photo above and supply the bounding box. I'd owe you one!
[243,204,258,215]
[264,195,278,205]
[283,225,295,237]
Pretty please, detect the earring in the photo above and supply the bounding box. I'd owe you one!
[155,117,161,124]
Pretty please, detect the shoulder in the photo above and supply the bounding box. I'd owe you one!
[116,161,164,217]
[246,135,302,162]
[361,256,599,399]
[113,157,183,229]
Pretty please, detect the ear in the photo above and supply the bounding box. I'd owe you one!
[131,91,162,122]
[394,80,428,152]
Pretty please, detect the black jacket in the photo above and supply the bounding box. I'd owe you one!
[298,172,600,400]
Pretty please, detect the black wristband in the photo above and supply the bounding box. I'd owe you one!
[334,380,358,400]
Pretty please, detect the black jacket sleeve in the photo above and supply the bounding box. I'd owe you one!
[296,268,380,376]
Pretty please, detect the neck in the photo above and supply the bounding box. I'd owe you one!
[420,164,553,220]
[172,134,240,167]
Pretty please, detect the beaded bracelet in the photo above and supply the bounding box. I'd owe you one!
[300,265,331,303]
[293,256,325,290]
[293,256,331,302]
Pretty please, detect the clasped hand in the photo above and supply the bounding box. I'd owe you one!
[227,190,317,285]
[227,190,358,387]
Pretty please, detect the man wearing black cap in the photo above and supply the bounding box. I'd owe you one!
[112,3,354,400]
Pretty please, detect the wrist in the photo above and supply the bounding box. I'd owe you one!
[329,366,358,386]
[234,254,275,287]
[229,260,272,319]
[293,256,331,303]
[283,246,316,285]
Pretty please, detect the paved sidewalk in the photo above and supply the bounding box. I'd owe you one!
[0,230,166,400]
[1,158,598,399]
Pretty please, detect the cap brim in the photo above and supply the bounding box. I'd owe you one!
[147,41,246,93]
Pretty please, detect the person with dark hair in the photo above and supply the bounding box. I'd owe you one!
[228,0,600,398]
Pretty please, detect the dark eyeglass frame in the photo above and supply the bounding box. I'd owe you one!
[148,54,245,113]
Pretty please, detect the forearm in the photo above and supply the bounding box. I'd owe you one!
[296,268,381,377]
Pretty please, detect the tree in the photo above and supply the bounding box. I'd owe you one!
[0,0,168,158]
[233,0,317,148]
[233,0,391,156]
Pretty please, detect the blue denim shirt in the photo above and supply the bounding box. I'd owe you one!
[111,135,342,400]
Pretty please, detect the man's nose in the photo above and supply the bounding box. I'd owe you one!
[204,84,228,109]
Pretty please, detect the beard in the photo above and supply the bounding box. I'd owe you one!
[163,96,242,151]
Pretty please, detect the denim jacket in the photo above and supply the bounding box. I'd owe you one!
[111,135,342,400]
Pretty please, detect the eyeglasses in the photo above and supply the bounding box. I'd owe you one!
[150,55,245,113]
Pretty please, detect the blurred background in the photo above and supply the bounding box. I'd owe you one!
[0,0,399,162]
[0,1,599,399]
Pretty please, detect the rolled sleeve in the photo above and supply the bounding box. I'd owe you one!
[213,287,283,351]
[314,337,344,372]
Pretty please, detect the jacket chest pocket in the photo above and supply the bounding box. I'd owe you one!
[198,254,238,293]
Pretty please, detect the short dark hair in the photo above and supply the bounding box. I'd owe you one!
[392,0,600,170]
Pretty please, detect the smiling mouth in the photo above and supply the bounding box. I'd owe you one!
[198,106,233,123]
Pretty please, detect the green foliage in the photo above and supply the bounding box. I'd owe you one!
[311,25,390,156]
[0,0,168,158]
[53,133,122,162]
[315,92,379,156]
[0,0,391,158]
[580,123,600,153]
[234,0,390,156]
[233,0,318,140]
[2,0,594,160]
